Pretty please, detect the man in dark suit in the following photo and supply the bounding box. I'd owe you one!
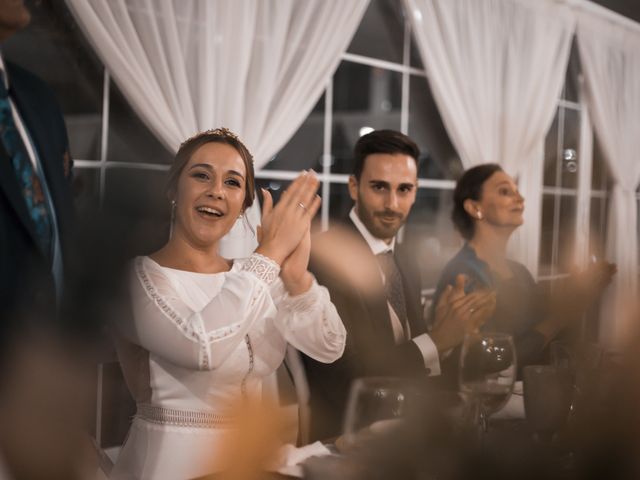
[0,4,108,479]
[0,0,74,332]
[303,130,495,441]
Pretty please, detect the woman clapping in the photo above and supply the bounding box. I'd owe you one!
[111,128,345,479]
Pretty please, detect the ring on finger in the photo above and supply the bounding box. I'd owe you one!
[297,202,307,210]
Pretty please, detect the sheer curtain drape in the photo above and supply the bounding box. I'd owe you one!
[66,0,368,257]
[576,11,640,348]
[404,0,574,276]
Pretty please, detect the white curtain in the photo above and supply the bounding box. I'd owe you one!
[404,0,575,276]
[66,0,368,256]
[576,10,640,348]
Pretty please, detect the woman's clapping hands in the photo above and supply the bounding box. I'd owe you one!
[256,171,321,295]
[430,274,496,354]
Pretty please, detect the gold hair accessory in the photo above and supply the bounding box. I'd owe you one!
[179,127,241,150]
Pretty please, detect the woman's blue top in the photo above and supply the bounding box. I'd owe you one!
[431,243,547,374]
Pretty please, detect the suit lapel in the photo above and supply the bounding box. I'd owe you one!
[8,66,73,261]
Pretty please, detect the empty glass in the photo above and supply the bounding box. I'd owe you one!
[342,377,415,448]
[459,332,516,434]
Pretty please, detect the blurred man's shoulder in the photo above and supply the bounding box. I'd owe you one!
[310,220,381,292]
[312,219,366,255]
[6,61,59,106]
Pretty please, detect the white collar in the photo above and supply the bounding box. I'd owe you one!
[349,207,395,256]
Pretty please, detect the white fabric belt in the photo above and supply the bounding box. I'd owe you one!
[136,403,234,428]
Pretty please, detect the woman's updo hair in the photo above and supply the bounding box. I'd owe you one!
[167,127,255,210]
[452,163,503,240]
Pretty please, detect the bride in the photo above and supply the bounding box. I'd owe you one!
[111,128,346,479]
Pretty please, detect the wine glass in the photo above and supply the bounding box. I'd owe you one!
[459,332,516,434]
[341,377,415,449]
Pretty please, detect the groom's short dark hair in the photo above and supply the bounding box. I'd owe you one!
[353,130,420,180]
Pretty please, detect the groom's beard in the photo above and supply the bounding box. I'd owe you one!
[356,201,406,242]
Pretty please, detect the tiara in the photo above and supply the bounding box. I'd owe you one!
[179,127,241,149]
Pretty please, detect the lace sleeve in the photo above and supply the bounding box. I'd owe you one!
[125,254,279,370]
[273,279,346,363]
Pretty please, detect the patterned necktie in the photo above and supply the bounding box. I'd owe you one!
[0,70,52,257]
[376,251,410,340]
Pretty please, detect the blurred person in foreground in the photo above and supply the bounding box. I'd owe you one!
[111,128,346,480]
[303,130,496,442]
[0,2,100,479]
[0,0,74,330]
[432,163,615,374]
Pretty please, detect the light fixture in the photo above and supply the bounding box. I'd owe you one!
[359,126,374,137]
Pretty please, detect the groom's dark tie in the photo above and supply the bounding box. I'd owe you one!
[0,70,52,257]
[377,251,410,340]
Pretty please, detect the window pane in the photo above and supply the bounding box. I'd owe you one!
[543,109,560,187]
[4,1,103,160]
[328,183,354,224]
[263,95,325,172]
[409,36,425,69]
[334,62,402,113]
[256,178,328,233]
[539,194,577,276]
[73,167,101,218]
[591,136,612,192]
[108,83,173,164]
[409,75,461,180]
[331,63,402,175]
[563,40,580,104]
[557,195,577,273]
[347,0,404,64]
[559,108,580,189]
[539,194,555,276]
[543,107,580,189]
[254,179,293,206]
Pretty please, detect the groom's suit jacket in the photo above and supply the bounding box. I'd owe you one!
[0,61,74,325]
[302,218,427,441]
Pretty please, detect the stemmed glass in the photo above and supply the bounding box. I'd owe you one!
[459,332,516,435]
[341,377,414,448]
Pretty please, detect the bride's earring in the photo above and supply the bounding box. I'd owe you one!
[477,211,483,220]
[169,200,176,239]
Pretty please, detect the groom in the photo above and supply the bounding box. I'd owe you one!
[303,130,494,441]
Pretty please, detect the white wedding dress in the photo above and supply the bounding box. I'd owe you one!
[111,253,346,480]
